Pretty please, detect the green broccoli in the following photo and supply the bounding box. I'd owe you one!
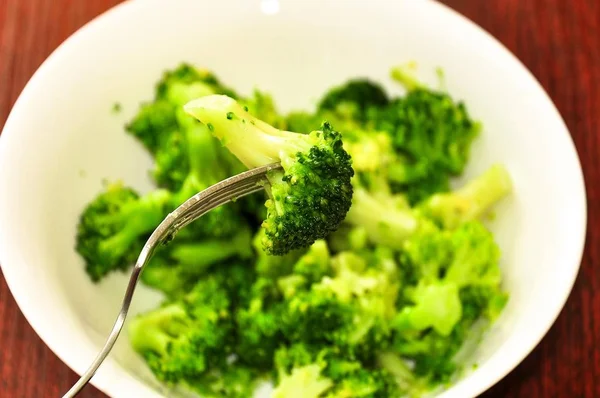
[76,182,170,281]
[390,221,507,384]
[76,118,248,281]
[141,226,253,297]
[273,344,401,397]
[234,276,285,369]
[126,63,238,190]
[420,164,513,229]
[77,64,515,396]
[345,164,512,249]
[318,79,389,122]
[128,273,234,383]
[373,87,481,204]
[184,94,354,255]
[188,362,260,398]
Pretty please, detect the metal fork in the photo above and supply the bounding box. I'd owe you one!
[62,163,282,398]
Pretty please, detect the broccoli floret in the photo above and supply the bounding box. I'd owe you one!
[311,250,400,357]
[281,287,355,347]
[394,221,505,336]
[141,227,253,297]
[291,239,331,284]
[345,165,512,249]
[234,277,285,369]
[273,344,401,398]
[276,249,399,359]
[373,87,481,204]
[76,182,170,281]
[388,221,507,384]
[128,273,234,383]
[276,240,331,298]
[155,63,237,100]
[420,164,512,229]
[253,228,307,278]
[188,362,260,398]
[126,100,178,153]
[272,363,333,398]
[318,79,389,122]
[184,94,354,255]
[126,63,238,190]
[76,122,248,281]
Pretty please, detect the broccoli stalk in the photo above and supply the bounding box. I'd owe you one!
[345,164,512,250]
[420,164,512,229]
[272,364,334,398]
[184,95,354,255]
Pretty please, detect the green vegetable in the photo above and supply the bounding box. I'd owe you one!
[141,226,253,298]
[128,272,235,383]
[184,94,354,255]
[76,63,514,396]
[76,182,170,281]
[76,101,248,281]
[345,164,512,249]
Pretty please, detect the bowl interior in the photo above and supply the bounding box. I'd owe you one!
[0,1,586,397]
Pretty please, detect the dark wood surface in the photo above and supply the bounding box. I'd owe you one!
[0,0,598,397]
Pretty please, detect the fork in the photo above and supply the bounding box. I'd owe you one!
[62,162,282,398]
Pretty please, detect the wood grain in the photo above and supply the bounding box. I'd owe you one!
[0,0,598,397]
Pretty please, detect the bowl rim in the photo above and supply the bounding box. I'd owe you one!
[0,0,587,397]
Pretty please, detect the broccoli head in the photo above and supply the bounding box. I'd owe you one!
[75,122,248,281]
[128,273,234,383]
[373,87,481,204]
[387,221,507,384]
[126,63,238,190]
[75,182,170,281]
[187,362,259,398]
[318,79,389,122]
[273,344,401,398]
[234,276,285,369]
[184,94,354,255]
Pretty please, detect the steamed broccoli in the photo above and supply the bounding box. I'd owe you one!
[76,116,247,281]
[126,63,238,190]
[273,344,400,398]
[389,221,507,384]
[141,226,253,297]
[76,182,170,281]
[345,164,512,249]
[188,362,260,398]
[318,79,389,122]
[128,273,235,383]
[184,94,354,255]
[77,63,514,397]
[284,80,386,135]
[373,86,481,204]
[234,276,285,369]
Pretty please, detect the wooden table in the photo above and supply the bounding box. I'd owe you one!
[0,0,598,397]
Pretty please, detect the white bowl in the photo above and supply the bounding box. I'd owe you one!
[0,0,587,397]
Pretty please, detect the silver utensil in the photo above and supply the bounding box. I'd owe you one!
[62,163,282,398]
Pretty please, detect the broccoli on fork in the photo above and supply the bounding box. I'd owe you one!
[184,94,354,255]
